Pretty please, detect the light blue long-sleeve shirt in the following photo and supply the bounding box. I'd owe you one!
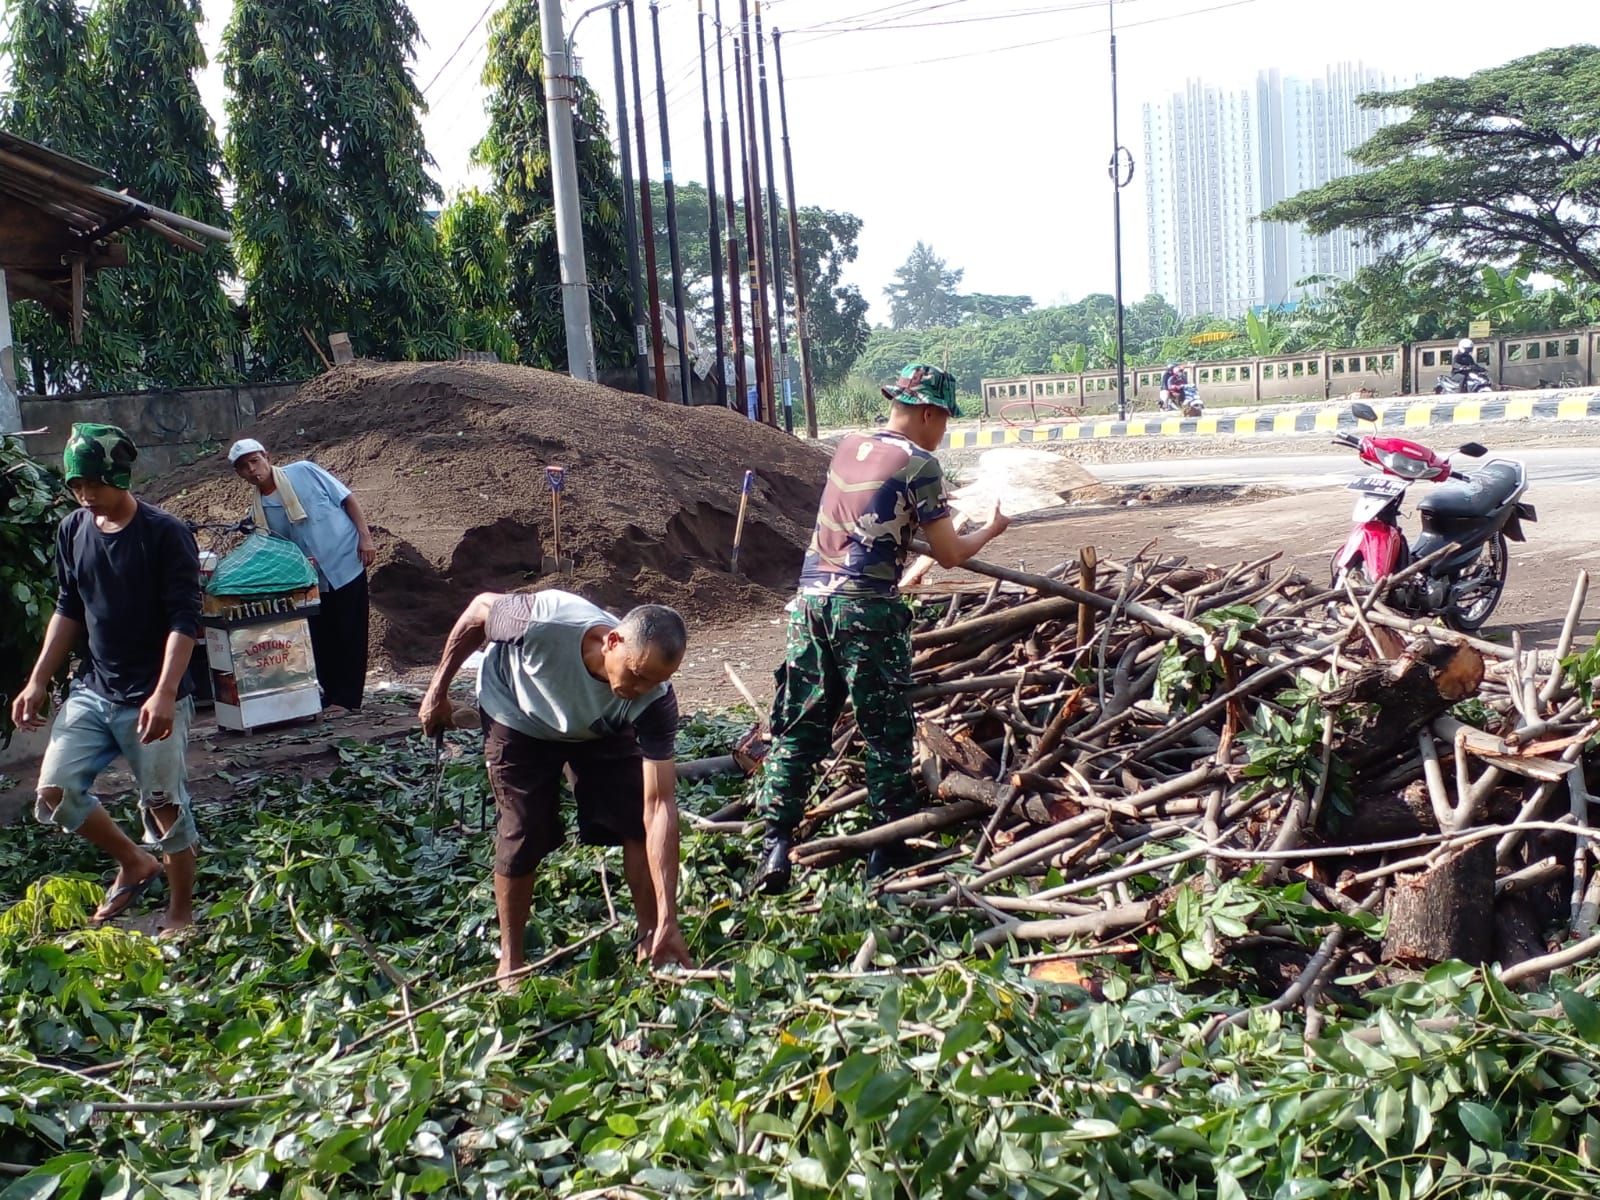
[259,461,364,591]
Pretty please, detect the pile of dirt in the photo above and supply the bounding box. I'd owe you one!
[154,362,828,671]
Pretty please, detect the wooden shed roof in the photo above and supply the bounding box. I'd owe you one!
[0,130,230,336]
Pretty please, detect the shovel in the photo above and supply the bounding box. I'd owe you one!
[540,465,575,575]
[730,470,755,574]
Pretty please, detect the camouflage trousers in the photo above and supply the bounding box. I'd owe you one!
[756,594,917,832]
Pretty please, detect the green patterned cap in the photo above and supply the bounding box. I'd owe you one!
[881,363,960,417]
[63,423,138,489]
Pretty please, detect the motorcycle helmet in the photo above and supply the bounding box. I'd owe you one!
[1457,338,1474,352]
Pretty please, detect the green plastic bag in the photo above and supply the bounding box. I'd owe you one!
[206,531,316,596]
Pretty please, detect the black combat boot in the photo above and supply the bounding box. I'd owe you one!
[752,831,794,895]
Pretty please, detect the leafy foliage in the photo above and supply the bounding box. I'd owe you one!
[5,719,1600,1195]
[883,240,966,331]
[223,0,457,378]
[0,0,135,393]
[438,189,519,363]
[82,0,237,390]
[1264,46,1600,286]
[0,437,72,745]
[477,0,634,370]
[1560,633,1600,709]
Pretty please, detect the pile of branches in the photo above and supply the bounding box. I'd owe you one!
[721,543,1600,1008]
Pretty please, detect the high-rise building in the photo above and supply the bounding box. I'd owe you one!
[1143,63,1417,317]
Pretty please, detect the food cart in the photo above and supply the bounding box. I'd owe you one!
[199,532,323,733]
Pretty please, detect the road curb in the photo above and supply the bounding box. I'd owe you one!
[943,388,1600,450]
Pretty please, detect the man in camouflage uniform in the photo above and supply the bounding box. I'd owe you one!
[751,364,1010,894]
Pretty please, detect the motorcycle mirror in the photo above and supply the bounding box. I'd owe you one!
[1350,402,1378,423]
[1458,442,1488,457]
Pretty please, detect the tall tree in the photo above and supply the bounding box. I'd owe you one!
[439,189,519,363]
[1263,47,1600,285]
[88,0,237,388]
[0,0,128,393]
[884,242,964,331]
[477,0,633,370]
[224,0,456,377]
[646,182,870,389]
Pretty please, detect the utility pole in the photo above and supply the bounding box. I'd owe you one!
[753,4,790,433]
[625,0,668,400]
[651,2,693,405]
[771,30,817,437]
[737,2,776,427]
[537,0,597,380]
[1107,0,1134,422]
[696,0,728,409]
[714,0,747,416]
[611,3,649,395]
[733,33,772,425]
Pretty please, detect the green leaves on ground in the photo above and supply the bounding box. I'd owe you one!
[3,725,1600,1196]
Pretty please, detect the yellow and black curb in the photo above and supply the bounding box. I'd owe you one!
[942,390,1600,450]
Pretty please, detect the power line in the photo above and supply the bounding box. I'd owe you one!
[790,1,1116,37]
[787,0,1260,80]
[784,0,958,35]
[421,0,498,96]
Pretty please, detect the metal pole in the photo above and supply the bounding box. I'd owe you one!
[611,3,649,394]
[0,269,19,432]
[697,1,728,410]
[714,1,747,415]
[651,2,693,405]
[1108,0,1134,423]
[737,2,776,426]
[626,0,668,399]
[537,0,597,379]
[771,31,816,438]
[754,3,790,433]
[733,33,771,425]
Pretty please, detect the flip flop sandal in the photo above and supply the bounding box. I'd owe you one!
[91,871,163,925]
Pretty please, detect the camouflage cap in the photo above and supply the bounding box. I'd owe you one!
[63,422,138,489]
[881,363,961,417]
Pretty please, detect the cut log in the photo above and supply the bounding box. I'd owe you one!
[912,595,1079,652]
[1330,781,1520,843]
[1381,841,1495,966]
[918,721,999,778]
[1330,639,1487,768]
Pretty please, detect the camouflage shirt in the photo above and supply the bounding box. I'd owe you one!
[796,432,950,597]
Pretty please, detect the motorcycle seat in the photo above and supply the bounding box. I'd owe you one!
[1418,461,1521,520]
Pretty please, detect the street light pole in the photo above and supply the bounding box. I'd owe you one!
[1108,0,1135,422]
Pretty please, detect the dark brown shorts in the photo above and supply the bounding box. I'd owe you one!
[482,716,647,877]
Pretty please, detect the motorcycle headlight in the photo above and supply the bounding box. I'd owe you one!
[1378,449,1431,479]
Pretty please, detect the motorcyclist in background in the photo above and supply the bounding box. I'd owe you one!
[1452,339,1489,389]
[1160,362,1188,394]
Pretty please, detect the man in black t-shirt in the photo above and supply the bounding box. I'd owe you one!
[11,424,203,934]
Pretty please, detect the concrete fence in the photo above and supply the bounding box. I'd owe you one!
[19,381,300,480]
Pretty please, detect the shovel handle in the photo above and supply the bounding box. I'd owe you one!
[731,470,754,571]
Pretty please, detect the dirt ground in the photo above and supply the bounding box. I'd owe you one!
[10,423,1599,831]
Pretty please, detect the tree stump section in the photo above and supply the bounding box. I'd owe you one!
[1381,840,1496,966]
[1330,638,1486,771]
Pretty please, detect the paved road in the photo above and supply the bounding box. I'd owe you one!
[1092,446,1600,491]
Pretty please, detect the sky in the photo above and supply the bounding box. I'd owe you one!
[89,0,1600,321]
